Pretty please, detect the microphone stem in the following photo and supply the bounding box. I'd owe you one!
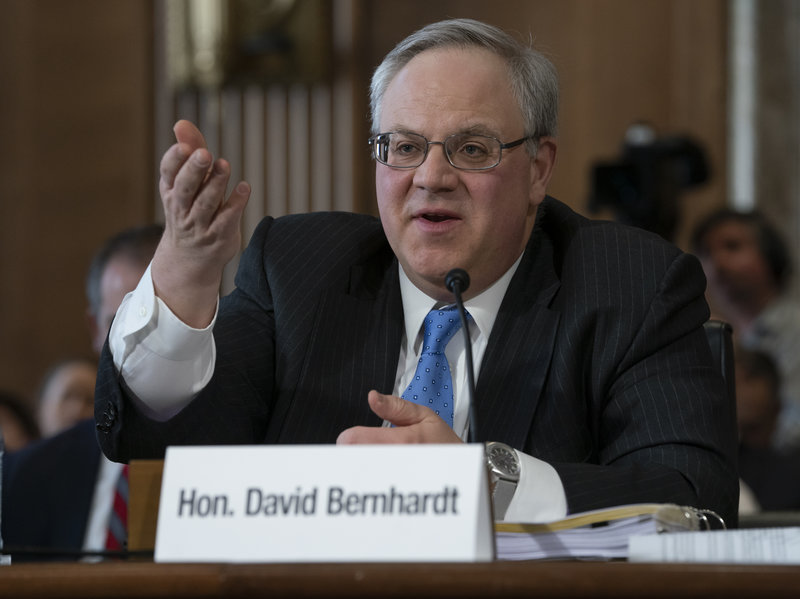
[452,284,478,444]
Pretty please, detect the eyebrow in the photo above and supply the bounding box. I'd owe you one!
[386,124,501,138]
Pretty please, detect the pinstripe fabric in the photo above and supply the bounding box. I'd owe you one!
[95,197,738,525]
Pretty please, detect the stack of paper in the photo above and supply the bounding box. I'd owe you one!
[495,503,716,561]
[629,527,800,564]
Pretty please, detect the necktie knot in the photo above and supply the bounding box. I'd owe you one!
[423,307,463,355]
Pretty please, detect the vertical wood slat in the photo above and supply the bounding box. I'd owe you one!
[288,84,310,215]
[242,88,265,242]
[154,0,359,286]
[266,86,289,219]
[219,89,243,293]
[332,0,358,213]
[312,84,334,213]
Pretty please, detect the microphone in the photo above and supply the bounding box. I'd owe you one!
[445,269,478,444]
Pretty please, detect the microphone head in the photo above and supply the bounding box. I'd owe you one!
[445,268,470,294]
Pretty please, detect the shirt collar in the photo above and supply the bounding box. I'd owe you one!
[398,254,524,353]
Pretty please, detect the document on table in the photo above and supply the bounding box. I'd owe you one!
[495,503,718,561]
[629,527,800,564]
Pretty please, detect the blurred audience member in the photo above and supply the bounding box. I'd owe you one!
[0,390,39,451]
[86,224,165,354]
[736,348,800,511]
[692,209,800,451]
[36,358,97,438]
[737,348,781,450]
[2,224,162,560]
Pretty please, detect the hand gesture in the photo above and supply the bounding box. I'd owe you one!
[152,120,250,327]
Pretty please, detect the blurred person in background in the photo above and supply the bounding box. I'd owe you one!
[36,358,97,438]
[0,390,39,451]
[736,348,800,511]
[1,224,162,560]
[86,224,165,355]
[692,209,800,452]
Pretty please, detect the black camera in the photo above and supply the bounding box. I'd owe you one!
[590,124,709,241]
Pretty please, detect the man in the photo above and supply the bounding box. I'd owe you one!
[2,225,162,559]
[36,358,97,438]
[96,19,737,525]
[691,209,800,451]
[86,225,166,356]
[735,349,800,511]
[28,219,159,440]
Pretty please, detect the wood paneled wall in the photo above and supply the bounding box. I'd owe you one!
[0,1,155,404]
[0,0,729,413]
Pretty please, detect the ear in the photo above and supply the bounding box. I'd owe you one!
[528,137,558,208]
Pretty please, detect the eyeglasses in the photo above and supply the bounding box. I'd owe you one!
[368,131,532,171]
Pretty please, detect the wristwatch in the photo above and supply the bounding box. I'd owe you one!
[485,441,520,520]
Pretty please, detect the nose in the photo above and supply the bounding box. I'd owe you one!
[412,141,459,191]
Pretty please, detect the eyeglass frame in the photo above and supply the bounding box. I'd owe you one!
[368,130,534,172]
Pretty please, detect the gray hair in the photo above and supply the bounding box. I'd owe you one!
[369,18,559,154]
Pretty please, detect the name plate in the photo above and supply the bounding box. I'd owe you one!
[154,444,494,563]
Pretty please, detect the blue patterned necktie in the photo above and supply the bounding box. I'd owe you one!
[402,307,464,427]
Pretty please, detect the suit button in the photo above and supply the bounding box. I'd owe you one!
[96,403,117,433]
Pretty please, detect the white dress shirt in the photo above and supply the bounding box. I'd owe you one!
[109,258,567,522]
[81,457,124,558]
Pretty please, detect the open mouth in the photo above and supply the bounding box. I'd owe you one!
[421,213,453,222]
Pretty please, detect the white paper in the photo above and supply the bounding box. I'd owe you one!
[629,527,800,564]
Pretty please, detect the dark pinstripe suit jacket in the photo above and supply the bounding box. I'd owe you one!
[95,197,738,524]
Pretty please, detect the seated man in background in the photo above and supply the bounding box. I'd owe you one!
[36,358,97,438]
[2,224,162,560]
[96,19,738,525]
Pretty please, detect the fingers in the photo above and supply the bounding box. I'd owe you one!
[174,119,208,151]
[158,121,246,229]
[366,390,423,427]
[212,180,250,243]
[149,121,249,328]
[187,157,231,223]
[162,149,216,215]
[336,425,400,445]
[159,119,211,192]
[336,391,462,445]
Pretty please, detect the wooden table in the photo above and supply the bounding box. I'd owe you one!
[2,560,800,599]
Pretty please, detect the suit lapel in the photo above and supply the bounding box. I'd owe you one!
[279,256,403,441]
[477,218,561,447]
[321,259,404,399]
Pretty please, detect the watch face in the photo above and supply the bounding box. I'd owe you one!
[488,445,520,476]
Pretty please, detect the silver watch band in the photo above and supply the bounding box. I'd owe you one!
[492,478,517,520]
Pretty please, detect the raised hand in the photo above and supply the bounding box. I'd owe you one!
[151,120,250,327]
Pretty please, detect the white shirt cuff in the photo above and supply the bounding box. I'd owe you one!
[108,262,218,420]
[502,451,568,523]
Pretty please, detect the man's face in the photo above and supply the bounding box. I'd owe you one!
[699,220,774,308]
[375,47,555,300]
[735,369,778,449]
[89,257,146,354]
[38,360,97,437]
